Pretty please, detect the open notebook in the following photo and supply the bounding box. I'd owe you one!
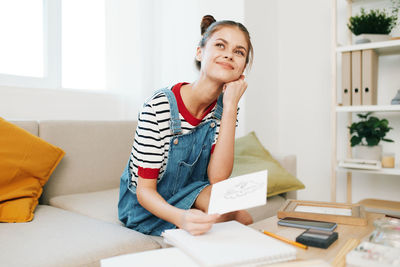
[162,220,296,266]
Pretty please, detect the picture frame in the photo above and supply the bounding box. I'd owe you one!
[277,199,367,226]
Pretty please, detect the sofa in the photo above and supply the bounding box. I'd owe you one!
[0,120,298,267]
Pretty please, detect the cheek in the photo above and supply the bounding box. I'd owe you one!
[237,59,247,73]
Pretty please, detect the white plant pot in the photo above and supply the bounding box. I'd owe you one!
[353,145,382,161]
[354,34,391,44]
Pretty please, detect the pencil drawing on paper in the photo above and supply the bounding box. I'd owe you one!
[224,180,263,199]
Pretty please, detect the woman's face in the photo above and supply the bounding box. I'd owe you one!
[196,26,248,83]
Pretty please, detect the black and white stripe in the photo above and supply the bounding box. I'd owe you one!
[129,91,237,184]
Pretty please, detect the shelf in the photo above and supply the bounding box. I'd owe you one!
[337,166,400,176]
[336,105,400,112]
[331,0,400,203]
[347,0,390,3]
[336,40,400,55]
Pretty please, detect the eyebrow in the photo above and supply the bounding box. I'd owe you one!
[215,38,247,52]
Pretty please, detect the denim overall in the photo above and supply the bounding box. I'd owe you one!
[118,87,223,236]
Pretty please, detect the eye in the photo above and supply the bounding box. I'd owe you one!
[216,43,224,49]
[235,50,245,56]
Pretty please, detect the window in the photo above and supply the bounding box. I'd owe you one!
[0,0,44,77]
[0,0,106,90]
[62,0,106,90]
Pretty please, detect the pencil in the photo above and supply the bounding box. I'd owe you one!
[261,229,308,250]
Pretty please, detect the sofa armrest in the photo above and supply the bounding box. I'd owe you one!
[275,154,298,200]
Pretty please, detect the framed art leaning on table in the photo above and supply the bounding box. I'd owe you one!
[277,200,367,226]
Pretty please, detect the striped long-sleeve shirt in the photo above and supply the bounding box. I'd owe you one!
[129,82,238,187]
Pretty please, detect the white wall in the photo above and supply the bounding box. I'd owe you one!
[245,0,400,203]
[244,0,333,202]
[243,0,280,153]
[104,0,247,135]
[0,86,128,120]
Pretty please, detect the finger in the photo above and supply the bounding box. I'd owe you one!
[187,222,213,235]
[191,228,211,236]
[240,75,245,80]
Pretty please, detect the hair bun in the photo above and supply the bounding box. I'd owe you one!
[200,15,216,35]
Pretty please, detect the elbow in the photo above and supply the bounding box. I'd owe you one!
[209,170,232,184]
[136,186,146,207]
[207,160,233,184]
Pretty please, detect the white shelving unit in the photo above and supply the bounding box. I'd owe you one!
[337,167,400,175]
[336,39,400,54]
[336,105,400,112]
[331,0,400,203]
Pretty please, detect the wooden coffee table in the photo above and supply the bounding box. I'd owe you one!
[249,212,384,265]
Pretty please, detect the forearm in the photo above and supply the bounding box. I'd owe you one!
[207,105,237,184]
[136,182,185,228]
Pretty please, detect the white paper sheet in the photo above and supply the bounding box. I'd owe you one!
[162,220,296,267]
[207,170,268,214]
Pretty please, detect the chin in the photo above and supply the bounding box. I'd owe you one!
[211,72,242,83]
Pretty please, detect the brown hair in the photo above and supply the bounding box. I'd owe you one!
[195,15,253,70]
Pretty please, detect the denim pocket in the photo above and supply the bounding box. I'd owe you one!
[171,145,205,194]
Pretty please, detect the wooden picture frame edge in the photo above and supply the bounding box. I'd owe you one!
[277,199,367,226]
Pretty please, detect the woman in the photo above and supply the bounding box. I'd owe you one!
[118,15,254,236]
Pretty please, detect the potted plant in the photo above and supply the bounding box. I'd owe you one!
[347,4,398,44]
[349,112,394,160]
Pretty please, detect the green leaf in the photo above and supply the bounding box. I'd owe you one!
[347,8,397,35]
[366,136,379,146]
[350,136,362,147]
[349,113,394,146]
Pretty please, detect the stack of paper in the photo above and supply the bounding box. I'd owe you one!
[162,221,296,266]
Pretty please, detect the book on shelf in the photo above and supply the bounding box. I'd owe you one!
[340,49,379,106]
[361,49,378,105]
[351,50,362,106]
[338,158,382,170]
[341,51,352,106]
[162,220,297,267]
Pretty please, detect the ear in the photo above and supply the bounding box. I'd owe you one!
[195,47,202,62]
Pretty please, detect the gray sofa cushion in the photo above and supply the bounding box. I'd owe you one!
[49,188,286,247]
[49,189,169,247]
[50,188,122,225]
[49,188,286,226]
[0,205,160,267]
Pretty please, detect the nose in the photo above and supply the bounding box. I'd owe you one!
[224,52,233,60]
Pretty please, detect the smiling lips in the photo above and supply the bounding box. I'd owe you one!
[216,61,234,70]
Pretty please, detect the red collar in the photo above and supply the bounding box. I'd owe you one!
[172,83,217,126]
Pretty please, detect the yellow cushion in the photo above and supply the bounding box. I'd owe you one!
[231,131,305,197]
[0,118,65,222]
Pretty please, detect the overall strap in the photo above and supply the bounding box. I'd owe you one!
[159,87,182,135]
[213,93,224,120]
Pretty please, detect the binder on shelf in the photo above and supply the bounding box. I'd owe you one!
[362,49,378,105]
[341,52,352,106]
[351,50,362,105]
